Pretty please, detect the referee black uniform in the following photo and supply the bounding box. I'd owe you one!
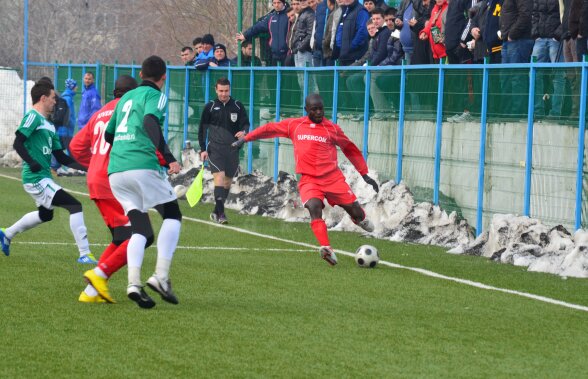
[198,97,249,177]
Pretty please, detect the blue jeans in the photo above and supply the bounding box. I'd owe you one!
[501,39,535,116]
[532,38,565,116]
[294,51,318,94]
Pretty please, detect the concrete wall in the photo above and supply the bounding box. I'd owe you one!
[255,118,584,232]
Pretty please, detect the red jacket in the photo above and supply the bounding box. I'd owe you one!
[245,117,368,178]
[421,0,449,59]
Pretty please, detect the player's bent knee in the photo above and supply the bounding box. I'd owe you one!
[161,200,182,221]
[112,226,132,245]
[38,207,54,222]
[127,210,154,245]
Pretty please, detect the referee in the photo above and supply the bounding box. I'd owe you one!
[198,77,249,224]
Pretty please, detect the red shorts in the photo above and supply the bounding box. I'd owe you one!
[298,171,357,207]
[94,198,130,228]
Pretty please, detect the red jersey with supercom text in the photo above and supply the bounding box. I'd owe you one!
[70,99,120,199]
[245,117,368,178]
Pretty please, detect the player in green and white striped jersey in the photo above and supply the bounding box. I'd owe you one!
[0,81,96,264]
[105,56,182,308]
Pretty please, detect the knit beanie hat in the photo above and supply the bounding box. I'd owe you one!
[65,78,77,90]
[214,43,227,55]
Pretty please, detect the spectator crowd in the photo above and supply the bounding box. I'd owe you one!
[179,0,588,120]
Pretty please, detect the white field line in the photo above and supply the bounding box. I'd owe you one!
[2,172,588,313]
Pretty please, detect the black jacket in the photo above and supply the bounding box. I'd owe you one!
[500,0,533,40]
[444,0,475,51]
[198,98,250,151]
[531,0,562,40]
[291,7,316,54]
[569,0,588,38]
[370,26,392,66]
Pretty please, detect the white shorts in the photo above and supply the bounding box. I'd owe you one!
[109,169,177,214]
[23,178,62,210]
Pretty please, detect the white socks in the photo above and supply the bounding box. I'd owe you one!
[84,285,98,297]
[5,211,43,239]
[69,212,91,256]
[127,234,147,286]
[155,219,181,280]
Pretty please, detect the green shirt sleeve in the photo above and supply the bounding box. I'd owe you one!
[52,133,63,151]
[17,112,41,138]
[144,90,167,124]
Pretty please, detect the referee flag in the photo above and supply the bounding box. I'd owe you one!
[186,164,205,207]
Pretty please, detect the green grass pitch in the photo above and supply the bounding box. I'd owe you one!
[0,167,587,378]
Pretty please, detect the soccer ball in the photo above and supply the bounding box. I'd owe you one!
[355,245,379,268]
[174,185,187,198]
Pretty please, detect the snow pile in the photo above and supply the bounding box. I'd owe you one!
[450,214,588,278]
[172,147,588,278]
[0,68,34,161]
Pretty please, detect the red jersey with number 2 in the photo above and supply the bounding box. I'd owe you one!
[245,117,368,178]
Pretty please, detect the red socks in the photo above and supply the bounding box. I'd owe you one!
[98,240,129,277]
[310,219,330,247]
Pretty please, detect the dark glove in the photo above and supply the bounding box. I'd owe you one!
[29,161,42,172]
[231,137,246,149]
[362,174,379,193]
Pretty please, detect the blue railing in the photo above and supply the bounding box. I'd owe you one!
[24,59,588,234]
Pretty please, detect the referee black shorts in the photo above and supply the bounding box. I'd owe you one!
[207,142,240,177]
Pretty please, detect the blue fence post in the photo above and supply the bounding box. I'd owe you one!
[81,61,86,85]
[575,55,588,230]
[362,65,371,160]
[23,0,29,116]
[67,61,72,83]
[523,57,537,216]
[273,65,282,182]
[131,60,136,78]
[303,63,309,115]
[396,60,407,184]
[53,61,59,91]
[332,61,339,122]
[95,61,101,97]
[113,60,118,90]
[163,65,171,140]
[476,57,490,236]
[247,66,255,173]
[433,59,446,205]
[183,66,190,148]
[204,70,210,102]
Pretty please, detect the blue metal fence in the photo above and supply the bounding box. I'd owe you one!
[23,59,588,234]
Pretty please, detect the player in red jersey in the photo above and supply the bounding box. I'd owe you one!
[233,93,379,266]
[69,75,139,303]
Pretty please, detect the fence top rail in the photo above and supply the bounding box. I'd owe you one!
[25,60,588,72]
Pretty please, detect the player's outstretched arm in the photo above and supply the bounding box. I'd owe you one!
[13,131,41,172]
[362,174,379,193]
[53,150,87,171]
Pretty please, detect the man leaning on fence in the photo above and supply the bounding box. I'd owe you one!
[236,0,290,66]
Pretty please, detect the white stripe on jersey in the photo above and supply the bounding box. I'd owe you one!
[157,93,167,111]
[22,113,36,129]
